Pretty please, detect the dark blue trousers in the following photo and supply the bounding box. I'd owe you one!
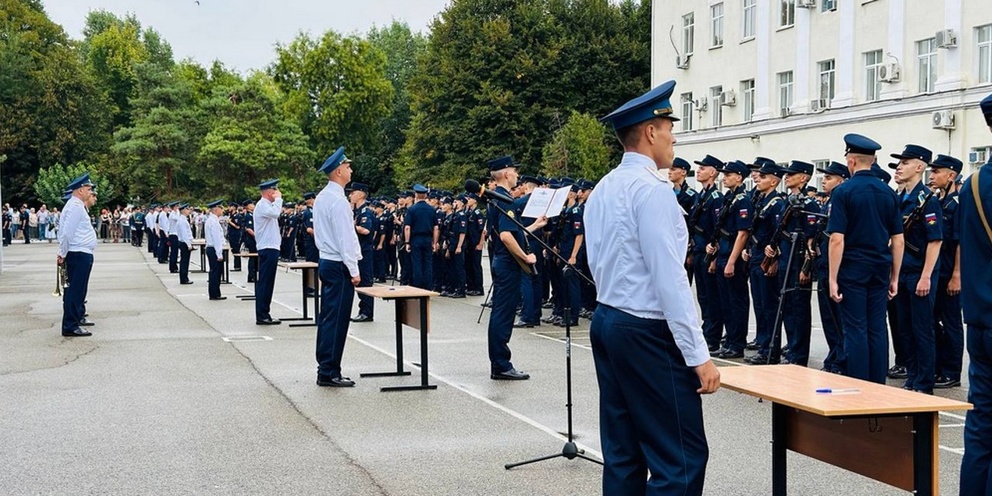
[889,299,907,367]
[895,272,937,392]
[255,248,279,321]
[229,233,242,269]
[779,263,812,366]
[935,277,964,381]
[147,229,157,253]
[178,243,191,283]
[816,274,845,373]
[316,260,355,378]
[464,246,481,292]
[838,269,890,384]
[962,326,992,496]
[692,253,723,349]
[432,251,445,292]
[448,251,466,296]
[750,262,778,355]
[410,242,432,290]
[244,239,257,282]
[168,234,180,271]
[374,247,386,280]
[560,264,582,324]
[715,259,749,352]
[61,252,93,333]
[519,268,541,323]
[157,233,169,263]
[357,246,374,317]
[399,245,411,285]
[591,305,708,496]
[206,247,222,299]
[488,257,521,374]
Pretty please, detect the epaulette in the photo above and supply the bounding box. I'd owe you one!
[687,189,697,196]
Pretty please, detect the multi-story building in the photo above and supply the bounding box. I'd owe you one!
[652,0,992,188]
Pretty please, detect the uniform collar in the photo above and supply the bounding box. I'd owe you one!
[619,152,658,171]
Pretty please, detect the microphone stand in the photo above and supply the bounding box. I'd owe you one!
[480,197,602,470]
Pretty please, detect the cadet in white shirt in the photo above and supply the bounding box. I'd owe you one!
[204,200,226,300]
[156,204,170,264]
[253,179,284,325]
[314,146,361,387]
[58,173,99,337]
[585,81,720,496]
[176,203,194,285]
[167,203,181,273]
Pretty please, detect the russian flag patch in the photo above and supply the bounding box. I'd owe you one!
[925,212,937,225]
[739,209,748,218]
[807,214,817,224]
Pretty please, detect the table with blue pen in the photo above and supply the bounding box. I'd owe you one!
[720,365,972,496]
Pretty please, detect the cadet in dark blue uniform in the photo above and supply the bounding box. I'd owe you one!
[774,160,821,366]
[444,196,468,298]
[959,93,992,496]
[689,155,725,351]
[350,182,375,323]
[743,162,786,364]
[431,193,447,293]
[827,134,904,384]
[671,158,697,214]
[404,184,436,290]
[707,160,751,358]
[575,180,597,318]
[227,203,243,271]
[375,201,390,282]
[242,199,258,283]
[511,176,543,326]
[558,184,585,328]
[891,144,943,393]
[812,162,850,373]
[302,192,317,263]
[486,156,545,380]
[928,155,964,389]
[464,194,485,296]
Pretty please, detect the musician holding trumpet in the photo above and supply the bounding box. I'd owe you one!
[58,173,99,337]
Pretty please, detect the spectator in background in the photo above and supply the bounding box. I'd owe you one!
[46,207,59,242]
[21,206,31,244]
[28,208,38,241]
[37,205,48,241]
[99,208,109,241]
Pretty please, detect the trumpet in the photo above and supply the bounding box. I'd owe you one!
[53,262,68,297]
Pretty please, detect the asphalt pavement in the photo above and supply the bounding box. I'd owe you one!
[0,241,971,495]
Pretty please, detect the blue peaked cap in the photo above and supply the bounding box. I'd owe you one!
[817,162,851,179]
[870,163,892,183]
[757,163,786,177]
[718,160,749,176]
[890,144,932,164]
[844,133,881,155]
[258,179,279,191]
[930,154,963,173]
[66,173,94,191]
[319,146,351,174]
[412,184,429,194]
[982,93,992,126]
[601,80,680,130]
[784,161,814,175]
[487,156,516,171]
[672,158,691,171]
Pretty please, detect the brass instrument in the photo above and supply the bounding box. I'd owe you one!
[53,263,68,297]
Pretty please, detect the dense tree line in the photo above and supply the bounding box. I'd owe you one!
[1,0,650,208]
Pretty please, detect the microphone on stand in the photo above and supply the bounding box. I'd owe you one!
[465,179,514,204]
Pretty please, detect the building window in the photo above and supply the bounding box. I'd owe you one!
[780,0,795,28]
[682,13,695,56]
[818,59,835,101]
[979,24,992,84]
[778,71,794,116]
[741,79,755,122]
[821,0,837,12]
[864,50,883,102]
[680,92,694,132]
[710,86,723,127]
[711,3,724,48]
[917,38,937,93]
[742,0,756,39]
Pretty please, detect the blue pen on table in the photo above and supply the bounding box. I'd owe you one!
[815,388,861,394]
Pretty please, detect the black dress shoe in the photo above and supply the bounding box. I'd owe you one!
[745,340,759,351]
[449,293,466,299]
[716,349,744,359]
[934,376,961,389]
[209,296,228,301]
[513,320,536,328]
[255,318,282,325]
[180,281,194,285]
[317,375,356,387]
[709,347,727,357]
[62,329,92,337]
[79,319,95,327]
[350,314,373,323]
[170,270,178,273]
[745,354,779,365]
[491,368,530,380]
[887,365,908,379]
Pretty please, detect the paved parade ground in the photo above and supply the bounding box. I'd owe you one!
[0,242,973,495]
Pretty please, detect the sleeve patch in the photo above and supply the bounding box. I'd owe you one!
[739,209,748,218]
[925,212,937,225]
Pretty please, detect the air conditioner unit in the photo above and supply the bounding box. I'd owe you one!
[693,98,708,111]
[822,0,837,10]
[932,110,955,130]
[935,29,957,49]
[969,147,990,164]
[877,62,901,83]
[720,90,737,106]
[810,99,830,112]
[676,55,690,70]
[797,0,815,8]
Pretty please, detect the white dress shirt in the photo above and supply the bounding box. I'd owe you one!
[157,210,169,235]
[57,196,97,258]
[584,152,710,367]
[205,214,224,259]
[314,181,361,277]
[253,196,283,251]
[146,211,157,231]
[176,214,193,249]
[167,210,180,235]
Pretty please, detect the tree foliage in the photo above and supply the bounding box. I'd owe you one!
[35,162,113,210]
[541,111,612,181]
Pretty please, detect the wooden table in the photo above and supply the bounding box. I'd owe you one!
[232,253,258,300]
[277,261,319,327]
[191,239,230,284]
[356,286,439,392]
[720,365,972,496]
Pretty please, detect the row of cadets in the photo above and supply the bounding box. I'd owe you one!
[175,203,194,285]
[204,199,227,300]
[687,155,725,352]
[349,182,375,323]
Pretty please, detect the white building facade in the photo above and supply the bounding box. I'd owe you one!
[652,0,992,187]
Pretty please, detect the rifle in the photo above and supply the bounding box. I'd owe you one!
[903,189,937,257]
[759,196,803,276]
[685,190,711,253]
[702,193,737,266]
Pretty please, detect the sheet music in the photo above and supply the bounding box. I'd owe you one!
[522,186,571,219]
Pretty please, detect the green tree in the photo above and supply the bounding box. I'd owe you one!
[271,30,393,158]
[541,111,612,180]
[82,12,150,128]
[35,162,113,209]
